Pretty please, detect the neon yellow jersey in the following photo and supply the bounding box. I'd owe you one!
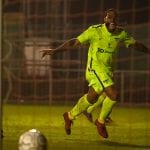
[77,23,136,72]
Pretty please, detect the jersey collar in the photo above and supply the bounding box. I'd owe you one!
[103,23,122,35]
[103,23,112,36]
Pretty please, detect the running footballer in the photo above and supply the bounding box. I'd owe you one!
[40,8,150,138]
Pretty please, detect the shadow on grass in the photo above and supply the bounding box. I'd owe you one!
[102,140,150,149]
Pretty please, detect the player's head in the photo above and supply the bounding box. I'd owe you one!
[104,8,119,32]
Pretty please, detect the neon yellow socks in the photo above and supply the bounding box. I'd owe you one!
[68,93,116,123]
[98,97,116,123]
[87,94,106,113]
[69,94,92,120]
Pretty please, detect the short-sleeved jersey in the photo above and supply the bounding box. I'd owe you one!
[77,23,136,72]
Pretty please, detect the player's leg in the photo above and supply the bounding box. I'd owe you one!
[87,93,106,113]
[82,68,105,122]
[63,94,91,135]
[83,93,106,122]
[83,70,114,124]
[95,85,117,138]
[91,70,117,138]
[83,94,114,124]
[63,86,100,135]
[98,85,117,123]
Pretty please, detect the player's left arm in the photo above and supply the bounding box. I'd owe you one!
[129,42,150,54]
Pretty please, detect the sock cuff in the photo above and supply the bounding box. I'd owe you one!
[68,112,74,120]
[98,118,105,124]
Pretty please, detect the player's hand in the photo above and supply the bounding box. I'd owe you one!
[40,49,55,58]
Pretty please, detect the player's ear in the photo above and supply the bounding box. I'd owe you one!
[104,16,107,23]
[103,10,107,23]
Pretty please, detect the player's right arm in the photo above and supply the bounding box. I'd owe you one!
[40,25,94,58]
[40,38,81,58]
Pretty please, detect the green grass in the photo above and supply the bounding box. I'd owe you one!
[2,104,150,150]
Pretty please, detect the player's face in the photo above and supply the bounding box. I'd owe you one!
[104,11,118,33]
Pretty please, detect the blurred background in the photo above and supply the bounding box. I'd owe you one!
[2,0,150,105]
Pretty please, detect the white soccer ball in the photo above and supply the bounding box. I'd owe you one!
[18,129,47,150]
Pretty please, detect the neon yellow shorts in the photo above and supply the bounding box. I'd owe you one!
[85,68,114,94]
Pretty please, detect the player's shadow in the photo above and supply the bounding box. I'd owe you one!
[102,140,150,149]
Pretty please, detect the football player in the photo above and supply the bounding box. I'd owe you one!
[40,8,149,138]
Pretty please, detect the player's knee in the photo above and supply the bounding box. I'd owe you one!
[105,87,118,101]
[87,87,100,104]
[87,95,99,104]
[109,91,118,100]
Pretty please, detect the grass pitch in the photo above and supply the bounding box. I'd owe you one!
[2,104,150,150]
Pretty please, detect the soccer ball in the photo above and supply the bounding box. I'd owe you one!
[18,129,47,150]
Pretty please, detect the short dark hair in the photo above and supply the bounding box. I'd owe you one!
[104,8,118,17]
